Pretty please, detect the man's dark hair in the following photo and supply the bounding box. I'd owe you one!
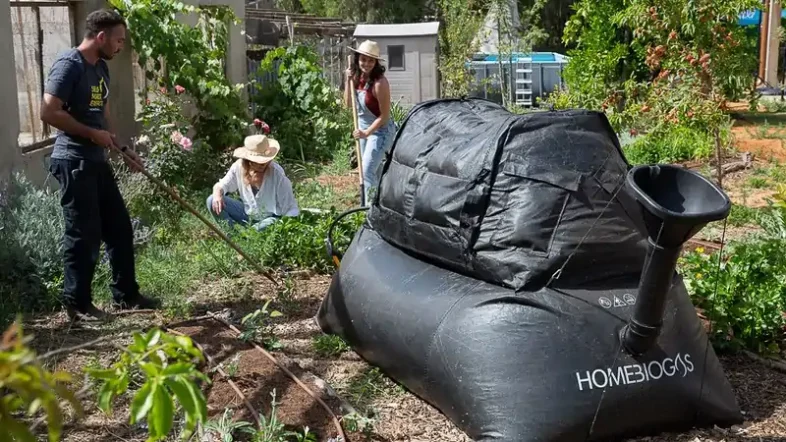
[84,9,126,39]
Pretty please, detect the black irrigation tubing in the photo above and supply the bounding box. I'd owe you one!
[166,313,347,441]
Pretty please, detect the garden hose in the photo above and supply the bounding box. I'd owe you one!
[325,206,369,268]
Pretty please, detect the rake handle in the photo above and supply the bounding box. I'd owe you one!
[347,54,366,205]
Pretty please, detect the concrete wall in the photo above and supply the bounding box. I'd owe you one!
[0,0,22,185]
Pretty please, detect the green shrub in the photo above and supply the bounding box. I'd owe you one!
[622,125,721,165]
[680,239,786,354]
[250,45,353,163]
[0,172,64,323]
[235,209,366,274]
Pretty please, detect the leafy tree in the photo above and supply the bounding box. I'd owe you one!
[553,0,760,146]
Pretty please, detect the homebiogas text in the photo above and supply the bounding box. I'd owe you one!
[575,353,695,391]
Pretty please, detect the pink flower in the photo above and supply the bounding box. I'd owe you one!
[170,130,183,144]
[160,86,167,94]
[175,85,185,94]
[180,136,193,151]
[253,119,271,134]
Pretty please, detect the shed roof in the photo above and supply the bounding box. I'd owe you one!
[354,22,440,37]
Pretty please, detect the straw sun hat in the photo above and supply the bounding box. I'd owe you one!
[349,40,386,62]
[233,134,280,164]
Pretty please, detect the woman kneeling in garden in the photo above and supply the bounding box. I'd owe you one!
[207,134,299,231]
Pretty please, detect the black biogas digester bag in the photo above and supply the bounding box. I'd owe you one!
[316,98,742,442]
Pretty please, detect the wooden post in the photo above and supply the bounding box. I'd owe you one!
[34,6,49,138]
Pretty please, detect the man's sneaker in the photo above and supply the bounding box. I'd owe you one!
[113,293,162,310]
[66,304,110,322]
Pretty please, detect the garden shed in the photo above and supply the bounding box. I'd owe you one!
[352,21,440,106]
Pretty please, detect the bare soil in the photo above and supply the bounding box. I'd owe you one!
[732,119,786,163]
[169,322,343,441]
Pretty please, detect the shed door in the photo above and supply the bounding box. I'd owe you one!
[420,52,437,101]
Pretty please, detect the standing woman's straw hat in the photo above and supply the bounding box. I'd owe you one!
[349,40,386,62]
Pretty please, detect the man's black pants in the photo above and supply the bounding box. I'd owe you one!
[50,158,140,310]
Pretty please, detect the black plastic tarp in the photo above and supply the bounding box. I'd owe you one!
[317,98,742,442]
[367,98,649,291]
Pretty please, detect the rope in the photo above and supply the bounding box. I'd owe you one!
[695,218,728,424]
[586,221,665,439]
[546,177,627,287]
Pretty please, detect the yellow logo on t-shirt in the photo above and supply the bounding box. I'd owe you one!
[89,77,107,109]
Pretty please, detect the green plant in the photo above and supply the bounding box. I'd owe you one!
[0,321,83,442]
[0,173,64,324]
[341,412,375,438]
[251,45,352,163]
[201,408,255,442]
[556,0,760,136]
[252,389,315,442]
[239,301,283,350]
[312,335,350,357]
[87,328,210,441]
[345,367,404,412]
[211,353,241,379]
[235,210,366,273]
[437,0,485,97]
[747,176,769,189]
[128,87,234,229]
[110,0,248,152]
[681,241,786,354]
[390,98,410,127]
[726,204,759,227]
[621,124,724,164]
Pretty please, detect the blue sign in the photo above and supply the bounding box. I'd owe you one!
[738,9,761,26]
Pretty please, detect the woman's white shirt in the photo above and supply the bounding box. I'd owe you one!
[216,159,300,218]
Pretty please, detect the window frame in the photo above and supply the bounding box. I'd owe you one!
[387,44,406,71]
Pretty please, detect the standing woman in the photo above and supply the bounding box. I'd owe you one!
[344,40,396,206]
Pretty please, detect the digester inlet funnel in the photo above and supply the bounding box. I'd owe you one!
[622,164,731,356]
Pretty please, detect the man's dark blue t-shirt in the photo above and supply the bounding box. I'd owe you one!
[44,48,110,163]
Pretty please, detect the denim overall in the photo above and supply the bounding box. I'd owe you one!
[356,80,396,206]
